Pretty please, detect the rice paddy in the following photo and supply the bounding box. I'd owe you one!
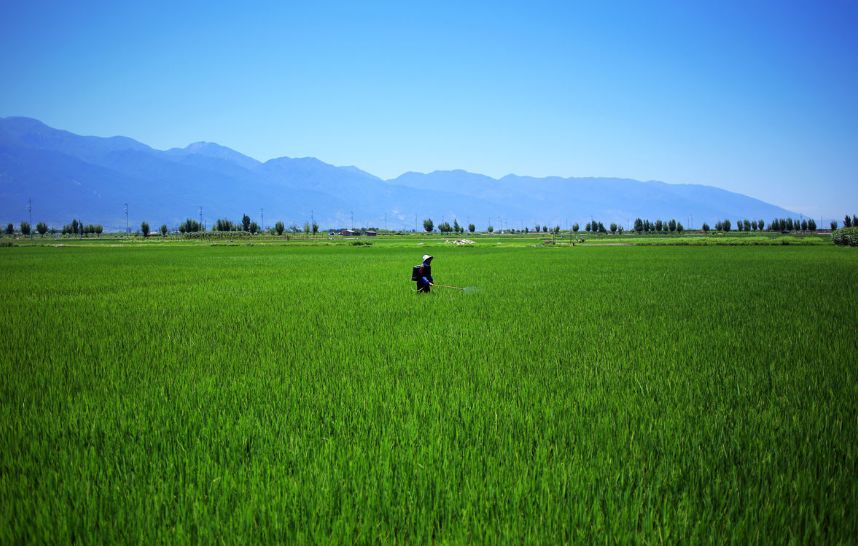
[1,242,856,543]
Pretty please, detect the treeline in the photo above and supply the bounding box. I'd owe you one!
[62,219,104,236]
[764,218,816,232]
[831,214,858,230]
[633,218,685,234]
[423,219,475,233]
[585,220,623,234]
[4,220,105,237]
[175,214,319,236]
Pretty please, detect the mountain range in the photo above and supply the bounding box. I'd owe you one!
[0,116,799,231]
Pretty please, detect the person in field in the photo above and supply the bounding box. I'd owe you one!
[413,254,434,293]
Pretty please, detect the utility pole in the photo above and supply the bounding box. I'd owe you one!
[261,208,264,232]
[27,198,32,239]
[124,203,129,235]
[199,206,203,231]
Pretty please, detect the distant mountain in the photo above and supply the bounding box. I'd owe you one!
[166,142,261,171]
[0,116,800,230]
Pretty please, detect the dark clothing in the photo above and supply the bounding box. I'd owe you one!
[416,263,433,293]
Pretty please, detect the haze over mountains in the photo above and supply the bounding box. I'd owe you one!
[0,117,799,231]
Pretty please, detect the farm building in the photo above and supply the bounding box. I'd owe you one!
[340,229,357,236]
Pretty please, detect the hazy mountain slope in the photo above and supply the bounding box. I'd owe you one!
[0,117,801,230]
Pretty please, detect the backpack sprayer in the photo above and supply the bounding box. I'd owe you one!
[412,259,477,293]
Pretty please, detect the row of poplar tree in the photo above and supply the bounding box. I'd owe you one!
[7,212,858,237]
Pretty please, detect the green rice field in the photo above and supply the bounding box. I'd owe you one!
[1,241,856,543]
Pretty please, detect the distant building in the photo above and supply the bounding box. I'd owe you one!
[365,230,377,236]
[340,229,356,236]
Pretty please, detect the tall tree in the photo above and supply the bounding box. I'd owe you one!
[242,214,251,231]
[160,224,168,237]
[4,223,13,235]
[20,222,31,236]
[702,222,710,233]
[423,218,434,232]
[179,219,202,233]
[141,221,150,237]
[36,222,48,236]
[572,223,580,233]
[633,218,643,233]
[468,223,475,233]
[844,215,853,228]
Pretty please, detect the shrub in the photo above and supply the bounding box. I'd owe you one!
[832,227,858,247]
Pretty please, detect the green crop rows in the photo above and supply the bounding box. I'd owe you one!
[1,243,856,543]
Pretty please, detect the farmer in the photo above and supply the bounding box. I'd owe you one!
[415,254,434,293]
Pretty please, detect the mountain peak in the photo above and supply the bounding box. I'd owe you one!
[167,141,260,170]
[1,116,51,131]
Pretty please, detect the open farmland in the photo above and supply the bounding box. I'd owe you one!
[1,242,856,543]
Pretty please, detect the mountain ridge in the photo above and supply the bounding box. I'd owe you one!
[0,116,801,230]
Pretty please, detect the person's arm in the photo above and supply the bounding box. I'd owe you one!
[421,276,431,285]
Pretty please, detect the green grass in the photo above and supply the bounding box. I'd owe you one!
[1,243,856,543]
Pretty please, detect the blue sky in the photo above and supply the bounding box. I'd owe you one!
[1,0,856,218]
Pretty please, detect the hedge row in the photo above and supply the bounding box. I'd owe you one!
[179,231,258,239]
[832,227,858,246]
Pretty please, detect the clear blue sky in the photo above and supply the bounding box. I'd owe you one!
[2,0,856,219]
